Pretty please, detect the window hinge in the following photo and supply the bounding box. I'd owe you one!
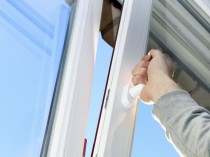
[104,89,110,109]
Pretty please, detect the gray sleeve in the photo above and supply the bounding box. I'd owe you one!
[152,90,210,157]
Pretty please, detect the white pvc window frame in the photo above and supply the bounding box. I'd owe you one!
[45,0,103,156]
[93,0,153,156]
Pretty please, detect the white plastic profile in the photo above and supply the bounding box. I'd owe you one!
[46,0,103,156]
[122,84,145,109]
[93,0,153,155]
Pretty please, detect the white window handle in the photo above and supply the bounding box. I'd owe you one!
[121,84,145,109]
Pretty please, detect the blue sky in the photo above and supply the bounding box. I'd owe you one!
[85,34,179,157]
[132,102,179,157]
[0,0,70,156]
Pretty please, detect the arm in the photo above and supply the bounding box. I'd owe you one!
[153,90,210,157]
[132,49,210,157]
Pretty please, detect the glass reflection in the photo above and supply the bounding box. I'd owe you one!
[0,0,70,156]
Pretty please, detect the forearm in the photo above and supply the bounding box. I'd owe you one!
[151,75,180,102]
[152,90,210,157]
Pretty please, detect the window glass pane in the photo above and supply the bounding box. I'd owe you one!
[0,0,70,156]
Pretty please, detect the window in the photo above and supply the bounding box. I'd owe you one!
[92,0,210,156]
[0,0,70,156]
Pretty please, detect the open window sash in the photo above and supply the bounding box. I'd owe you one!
[92,0,153,156]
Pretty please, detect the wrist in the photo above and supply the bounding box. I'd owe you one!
[151,76,180,102]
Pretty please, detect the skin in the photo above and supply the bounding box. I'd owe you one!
[132,49,180,104]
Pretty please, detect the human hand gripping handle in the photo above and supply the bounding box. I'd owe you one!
[122,49,180,109]
[132,49,180,104]
[122,53,153,109]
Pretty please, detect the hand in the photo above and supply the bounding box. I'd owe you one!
[132,49,179,104]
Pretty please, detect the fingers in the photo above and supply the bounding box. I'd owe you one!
[131,62,148,85]
[132,75,147,85]
[132,56,151,76]
[149,49,163,57]
[131,49,171,105]
[131,54,151,85]
[141,54,152,62]
[131,67,147,76]
[135,60,150,69]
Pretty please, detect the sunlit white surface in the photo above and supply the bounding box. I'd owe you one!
[93,0,153,156]
[46,0,103,156]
